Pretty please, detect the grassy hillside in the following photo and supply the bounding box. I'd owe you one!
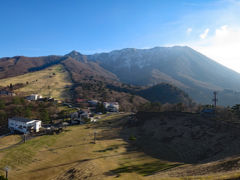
[1,113,240,179]
[0,113,180,180]
[0,55,62,79]
[0,56,149,111]
[0,64,73,101]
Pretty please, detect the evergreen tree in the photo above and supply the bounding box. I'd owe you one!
[0,175,8,180]
[40,109,50,123]
[0,99,5,109]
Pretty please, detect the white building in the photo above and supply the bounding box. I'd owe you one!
[88,100,99,106]
[103,102,110,109]
[26,94,42,101]
[103,102,119,112]
[8,117,42,133]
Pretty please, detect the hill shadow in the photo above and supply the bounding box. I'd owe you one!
[94,112,240,165]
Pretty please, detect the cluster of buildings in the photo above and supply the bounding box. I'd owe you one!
[88,100,120,112]
[6,93,120,134]
[26,94,60,103]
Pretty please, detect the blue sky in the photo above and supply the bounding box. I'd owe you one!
[1,0,240,71]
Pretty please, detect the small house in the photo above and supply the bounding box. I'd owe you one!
[71,109,90,124]
[8,117,42,133]
[103,102,120,112]
[26,94,42,101]
[0,90,16,96]
[88,100,99,106]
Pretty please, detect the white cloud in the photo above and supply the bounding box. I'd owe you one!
[187,28,192,34]
[200,28,210,39]
[191,25,240,72]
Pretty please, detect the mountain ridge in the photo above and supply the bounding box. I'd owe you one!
[86,46,240,105]
[1,46,240,105]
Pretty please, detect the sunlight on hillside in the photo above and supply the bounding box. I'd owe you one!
[1,113,240,179]
[0,65,72,100]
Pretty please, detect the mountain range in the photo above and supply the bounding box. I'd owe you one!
[1,46,240,106]
[87,46,240,105]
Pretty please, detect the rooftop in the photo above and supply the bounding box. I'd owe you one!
[9,117,34,123]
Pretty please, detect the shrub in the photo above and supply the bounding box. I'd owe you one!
[0,99,5,109]
[12,97,25,105]
[129,135,136,141]
[40,109,50,123]
[0,175,7,180]
[0,110,7,121]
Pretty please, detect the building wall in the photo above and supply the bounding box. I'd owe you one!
[8,119,28,133]
[8,119,42,133]
[34,121,42,132]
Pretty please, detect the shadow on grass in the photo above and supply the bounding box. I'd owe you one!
[44,142,91,152]
[94,145,119,153]
[29,152,134,173]
[105,161,183,177]
[224,177,240,180]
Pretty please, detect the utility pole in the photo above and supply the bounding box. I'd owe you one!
[93,131,97,144]
[4,166,9,179]
[23,133,27,143]
[212,91,218,108]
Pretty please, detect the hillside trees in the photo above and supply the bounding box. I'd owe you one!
[40,109,50,123]
[12,97,25,105]
[0,110,7,121]
[58,109,74,121]
[0,99,5,109]
[24,107,32,118]
[138,102,200,113]
[0,175,7,180]
[0,96,58,123]
[96,102,106,113]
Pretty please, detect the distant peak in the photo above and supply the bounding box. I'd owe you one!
[65,50,88,63]
[66,50,82,57]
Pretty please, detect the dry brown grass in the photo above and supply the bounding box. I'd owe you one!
[0,135,22,149]
[1,113,240,180]
[0,64,72,100]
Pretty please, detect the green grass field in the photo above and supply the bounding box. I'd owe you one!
[1,113,240,180]
[0,64,73,100]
